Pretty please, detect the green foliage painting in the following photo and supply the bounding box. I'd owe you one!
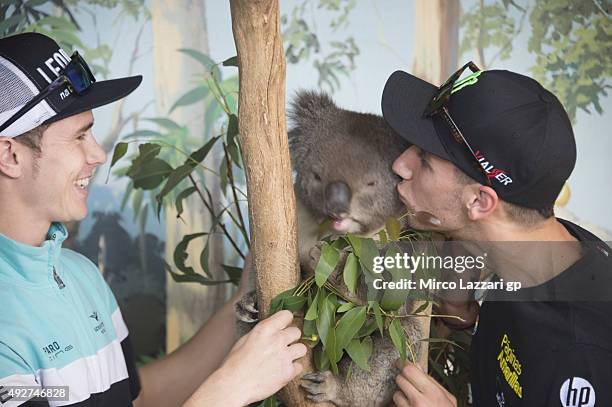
[460,0,611,122]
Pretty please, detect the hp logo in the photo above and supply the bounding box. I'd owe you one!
[560,377,595,407]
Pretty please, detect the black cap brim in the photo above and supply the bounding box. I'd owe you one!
[44,75,143,124]
[382,70,451,161]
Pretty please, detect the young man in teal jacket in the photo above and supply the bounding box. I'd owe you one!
[0,33,306,407]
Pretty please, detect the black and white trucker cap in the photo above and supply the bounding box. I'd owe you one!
[0,32,142,137]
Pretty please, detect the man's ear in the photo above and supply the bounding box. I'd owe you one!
[0,137,25,178]
[465,185,498,221]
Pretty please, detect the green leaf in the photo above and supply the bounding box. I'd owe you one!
[110,142,128,168]
[347,235,379,274]
[412,301,430,315]
[377,229,388,244]
[165,262,230,286]
[221,264,242,286]
[389,319,407,362]
[269,287,297,314]
[315,242,340,287]
[334,306,367,356]
[187,136,219,167]
[369,301,384,336]
[173,232,207,274]
[0,14,26,34]
[385,217,401,241]
[303,318,317,342]
[127,143,162,181]
[283,296,307,312]
[157,137,219,202]
[175,186,197,219]
[304,289,320,320]
[222,56,238,67]
[326,326,339,374]
[314,345,331,371]
[336,302,355,313]
[169,86,209,114]
[357,319,378,338]
[346,337,372,371]
[131,158,173,190]
[316,293,338,351]
[380,244,412,312]
[199,240,211,278]
[260,394,277,407]
[343,253,360,294]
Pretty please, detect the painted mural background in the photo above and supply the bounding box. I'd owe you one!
[2,0,611,400]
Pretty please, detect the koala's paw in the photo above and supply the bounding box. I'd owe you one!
[235,290,259,323]
[300,371,341,404]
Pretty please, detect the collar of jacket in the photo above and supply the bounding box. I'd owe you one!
[0,222,68,287]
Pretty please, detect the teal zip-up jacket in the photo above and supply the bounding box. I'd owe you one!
[0,223,140,406]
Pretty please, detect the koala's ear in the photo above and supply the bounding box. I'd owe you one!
[288,89,337,132]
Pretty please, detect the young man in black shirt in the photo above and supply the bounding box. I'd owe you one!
[382,64,612,406]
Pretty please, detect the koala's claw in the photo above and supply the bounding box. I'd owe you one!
[235,290,259,323]
[300,371,339,403]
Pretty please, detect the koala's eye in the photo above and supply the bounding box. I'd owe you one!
[367,181,377,187]
[313,172,322,182]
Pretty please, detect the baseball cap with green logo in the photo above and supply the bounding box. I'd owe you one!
[382,66,576,209]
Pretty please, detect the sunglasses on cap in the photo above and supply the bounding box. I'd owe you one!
[0,51,96,133]
[422,61,493,187]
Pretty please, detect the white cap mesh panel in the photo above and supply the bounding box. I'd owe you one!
[0,56,56,138]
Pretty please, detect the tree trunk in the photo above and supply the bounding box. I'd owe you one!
[228,1,325,406]
[151,0,229,352]
[411,0,460,371]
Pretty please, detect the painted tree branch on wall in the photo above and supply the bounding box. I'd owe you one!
[228,1,329,405]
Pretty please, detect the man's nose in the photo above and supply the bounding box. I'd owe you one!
[392,149,414,180]
[88,138,107,165]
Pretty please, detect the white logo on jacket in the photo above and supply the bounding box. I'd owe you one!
[560,377,595,407]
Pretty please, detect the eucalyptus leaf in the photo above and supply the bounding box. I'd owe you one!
[389,319,407,362]
[131,158,173,190]
[221,264,242,286]
[334,306,366,356]
[343,253,359,294]
[173,232,207,275]
[175,186,197,219]
[346,337,372,371]
[336,302,355,313]
[169,86,208,114]
[304,289,320,320]
[315,242,340,287]
[110,142,128,169]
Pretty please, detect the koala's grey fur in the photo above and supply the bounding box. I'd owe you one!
[235,90,421,407]
[288,91,410,264]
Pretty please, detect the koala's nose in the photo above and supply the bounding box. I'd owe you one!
[325,181,351,217]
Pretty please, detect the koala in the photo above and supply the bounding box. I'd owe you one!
[236,90,422,407]
[288,90,409,265]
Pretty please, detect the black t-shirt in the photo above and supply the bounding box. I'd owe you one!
[471,219,612,407]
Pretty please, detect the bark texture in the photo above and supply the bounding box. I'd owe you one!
[229,1,328,405]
